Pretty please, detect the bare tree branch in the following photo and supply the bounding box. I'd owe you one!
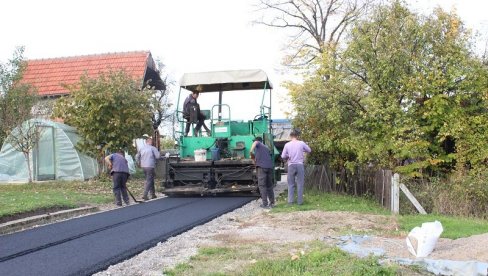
[255,0,373,67]
[347,67,369,86]
[5,119,43,182]
[149,60,174,132]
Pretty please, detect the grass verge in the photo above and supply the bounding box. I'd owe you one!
[398,214,488,239]
[163,241,401,276]
[273,189,488,239]
[0,178,145,221]
[272,189,391,215]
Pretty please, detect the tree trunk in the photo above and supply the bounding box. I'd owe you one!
[24,152,33,183]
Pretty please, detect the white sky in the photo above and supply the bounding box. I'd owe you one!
[1,0,487,122]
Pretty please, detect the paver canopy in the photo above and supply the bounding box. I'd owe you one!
[179,69,273,93]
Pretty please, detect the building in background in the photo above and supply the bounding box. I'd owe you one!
[272,119,292,153]
[22,51,165,117]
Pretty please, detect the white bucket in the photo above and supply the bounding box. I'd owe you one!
[194,149,207,161]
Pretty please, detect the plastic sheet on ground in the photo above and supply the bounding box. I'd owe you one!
[331,235,488,276]
[393,257,488,276]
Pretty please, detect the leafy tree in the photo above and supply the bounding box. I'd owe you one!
[0,47,39,182]
[53,70,154,157]
[288,1,488,176]
[160,136,176,149]
[0,47,38,147]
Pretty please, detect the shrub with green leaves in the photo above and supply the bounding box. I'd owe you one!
[289,1,488,177]
[53,70,153,156]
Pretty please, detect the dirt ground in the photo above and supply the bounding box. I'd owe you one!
[206,209,488,263]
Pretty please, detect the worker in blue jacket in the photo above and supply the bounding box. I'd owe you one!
[105,149,130,206]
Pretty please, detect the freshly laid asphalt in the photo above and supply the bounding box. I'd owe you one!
[0,196,254,276]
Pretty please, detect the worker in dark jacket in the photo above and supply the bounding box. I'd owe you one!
[105,149,130,206]
[183,91,210,136]
[250,136,275,208]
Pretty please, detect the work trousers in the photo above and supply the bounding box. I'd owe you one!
[142,167,156,199]
[287,164,305,204]
[185,113,209,136]
[257,167,275,206]
[112,172,130,205]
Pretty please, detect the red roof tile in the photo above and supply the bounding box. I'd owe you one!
[22,51,151,96]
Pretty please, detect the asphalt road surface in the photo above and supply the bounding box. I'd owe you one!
[0,196,254,276]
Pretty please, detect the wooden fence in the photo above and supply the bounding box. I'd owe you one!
[304,164,393,210]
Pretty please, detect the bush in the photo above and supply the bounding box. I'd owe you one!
[401,172,488,219]
[398,179,436,215]
[435,172,488,218]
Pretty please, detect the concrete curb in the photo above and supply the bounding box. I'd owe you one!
[0,206,99,235]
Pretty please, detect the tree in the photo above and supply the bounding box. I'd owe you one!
[255,0,372,67]
[146,60,174,149]
[53,70,154,158]
[0,47,39,182]
[0,47,38,147]
[288,1,488,176]
[4,119,42,182]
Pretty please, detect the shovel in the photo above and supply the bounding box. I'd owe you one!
[126,186,144,203]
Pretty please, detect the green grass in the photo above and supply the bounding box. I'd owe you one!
[130,167,146,179]
[399,214,488,239]
[165,263,194,276]
[164,242,400,276]
[164,247,238,276]
[0,180,118,219]
[195,247,234,258]
[272,189,390,215]
[243,247,396,276]
[273,189,488,239]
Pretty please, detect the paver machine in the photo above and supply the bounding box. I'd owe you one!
[161,69,279,196]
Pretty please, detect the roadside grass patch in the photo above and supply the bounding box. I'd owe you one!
[399,214,488,239]
[190,247,236,262]
[0,179,145,220]
[272,189,488,239]
[243,247,396,276]
[163,241,402,276]
[272,189,390,215]
[164,263,194,276]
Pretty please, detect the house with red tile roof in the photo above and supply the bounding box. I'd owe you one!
[22,51,165,97]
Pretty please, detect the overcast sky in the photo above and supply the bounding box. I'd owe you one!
[1,0,487,121]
